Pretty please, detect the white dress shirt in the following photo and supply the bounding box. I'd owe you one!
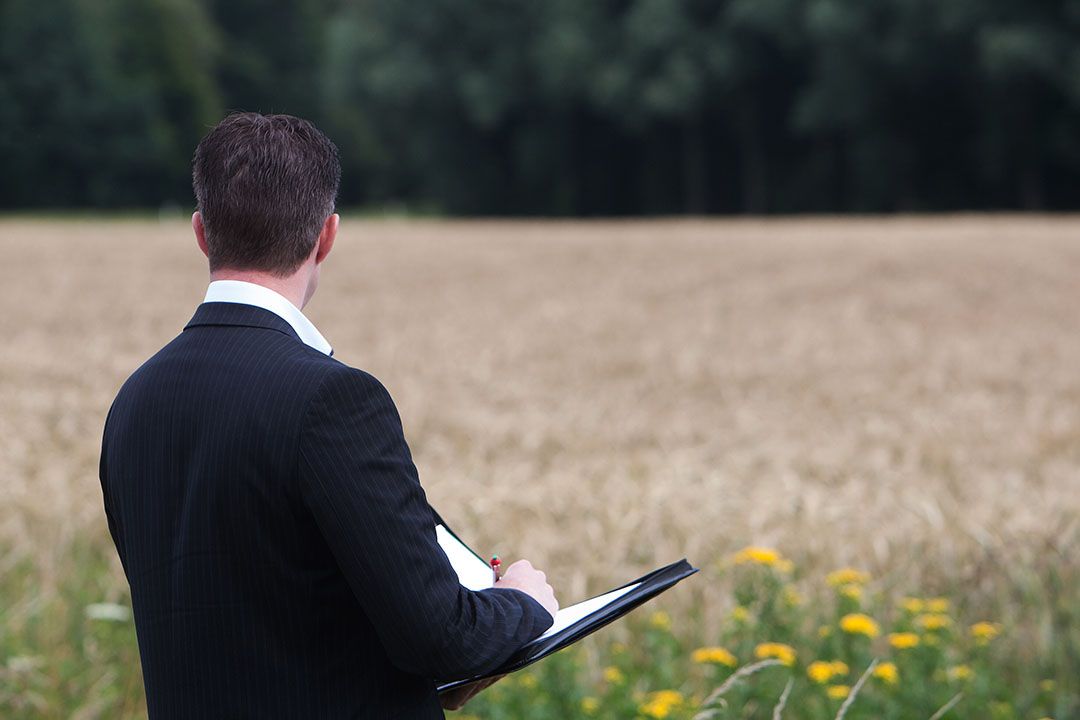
[203,280,333,356]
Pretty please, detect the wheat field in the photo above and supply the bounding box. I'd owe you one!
[1,216,1077,714]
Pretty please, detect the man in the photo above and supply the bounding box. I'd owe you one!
[99,112,558,718]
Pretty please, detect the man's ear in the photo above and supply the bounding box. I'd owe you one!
[315,213,338,265]
[193,211,210,259]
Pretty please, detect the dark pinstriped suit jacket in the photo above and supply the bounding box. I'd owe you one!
[99,302,552,718]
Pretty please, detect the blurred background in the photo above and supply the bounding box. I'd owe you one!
[5,0,1080,215]
[1,2,1079,719]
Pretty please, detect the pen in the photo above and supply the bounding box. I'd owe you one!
[490,555,501,585]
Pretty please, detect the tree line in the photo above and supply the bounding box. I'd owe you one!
[2,0,1079,215]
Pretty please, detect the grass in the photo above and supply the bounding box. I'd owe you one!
[0,216,1077,717]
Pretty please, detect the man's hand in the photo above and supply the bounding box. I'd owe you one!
[439,675,505,711]
[440,561,556,711]
[493,559,558,620]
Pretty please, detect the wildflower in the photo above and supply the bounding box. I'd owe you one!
[927,598,950,613]
[581,697,599,714]
[807,661,836,684]
[731,606,751,623]
[839,613,880,638]
[639,690,683,719]
[783,585,803,607]
[519,674,538,689]
[946,665,973,682]
[916,613,952,631]
[826,685,851,700]
[754,642,796,666]
[901,597,924,613]
[827,568,869,587]
[839,584,863,601]
[873,662,899,685]
[732,546,784,567]
[970,621,1002,645]
[888,632,919,649]
[650,611,671,630]
[85,603,132,622]
[818,625,832,638]
[991,702,1013,717]
[691,646,737,667]
[603,666,625,684]
[807,660,848,683]
[1040,679,1056,692]
[6,656,43,673]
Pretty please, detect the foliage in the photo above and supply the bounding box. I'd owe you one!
[453,550,1077,719]
[4,543,1072,718]
[4,0,1080,212]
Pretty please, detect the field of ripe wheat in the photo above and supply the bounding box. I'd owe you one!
[0,216,1077,718]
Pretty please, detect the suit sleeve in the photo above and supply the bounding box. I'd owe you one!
[99,402,128,575]
[297,366,553,680]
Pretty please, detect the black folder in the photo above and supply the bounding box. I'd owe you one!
[433,516,698,693]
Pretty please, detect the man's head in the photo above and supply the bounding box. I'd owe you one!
[192,113,341,306]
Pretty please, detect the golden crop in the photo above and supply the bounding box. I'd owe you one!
[0,216,1076,716]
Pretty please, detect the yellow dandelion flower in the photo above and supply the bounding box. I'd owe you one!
[519,674,538,689]
[650,611,671,630]
[916,613,952,631]
[873,661,899,685]
[826,685,851,700]
[783,585,803,607]
[946,665,973,682]
[754,642,796,666]
[581,697,599,714]
[927,598,950,613]
[691,646,738,667]
[732,546,783,567]
[807,661,835,684]
[818,625,832,638]
[827,568,869,587]
[888,632,920,649]
[839,583,863,601]
[651,690,683,705]
[731,606,751,623]
[990,702,1013,717]
[901,597,924,613]
[639,690,683,719]
[1040,679,1055,692]
[839,613,880,638]
[603,666,625,684]
[830,661,849,676]
[970,621,1002,644]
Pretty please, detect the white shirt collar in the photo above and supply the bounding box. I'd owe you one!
[203,280,333,356]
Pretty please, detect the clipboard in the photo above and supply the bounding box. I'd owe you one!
[432,513,698,693]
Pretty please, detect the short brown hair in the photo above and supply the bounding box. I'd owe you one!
[192,113,341,276]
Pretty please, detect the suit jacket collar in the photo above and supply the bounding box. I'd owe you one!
[201,280,333,355]
[185,302,312,349]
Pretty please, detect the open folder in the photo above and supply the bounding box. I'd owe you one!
[432,516,698,693]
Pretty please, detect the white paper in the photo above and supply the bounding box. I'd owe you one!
[436,524,494,591]
[436,523,643,643]
[532,582,642,642]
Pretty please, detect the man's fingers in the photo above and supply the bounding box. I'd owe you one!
[506,559,533,572]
